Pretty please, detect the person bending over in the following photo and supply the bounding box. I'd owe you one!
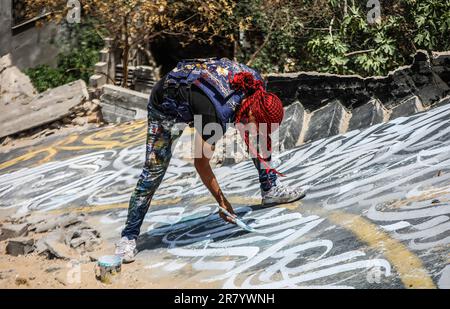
[116,57,306,262]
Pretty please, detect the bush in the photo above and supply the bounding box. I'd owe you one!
[232,0,450,76]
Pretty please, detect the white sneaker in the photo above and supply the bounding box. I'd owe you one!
[262,182,306,206]
[115,237,137,263]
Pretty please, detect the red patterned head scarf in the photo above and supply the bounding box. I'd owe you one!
[230,72,285,176]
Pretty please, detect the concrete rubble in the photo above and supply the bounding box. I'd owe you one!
[1,213,102,261]
[99,84,148,123]
[6,238,35,257]
[0,223,29,241]
[0,79,90,138]
[0,54,36,107]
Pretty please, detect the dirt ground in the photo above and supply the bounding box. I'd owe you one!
[0,238,220,289]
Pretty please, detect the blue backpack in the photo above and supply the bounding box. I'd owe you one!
[159,57,265,129]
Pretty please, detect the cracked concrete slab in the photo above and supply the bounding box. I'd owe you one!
[0,80,88,138]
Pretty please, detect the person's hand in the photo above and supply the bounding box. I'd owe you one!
[218,199,237,224]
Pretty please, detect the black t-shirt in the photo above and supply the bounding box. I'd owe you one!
[150,75,223,145]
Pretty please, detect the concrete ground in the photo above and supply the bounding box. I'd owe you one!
[0,103,449,289]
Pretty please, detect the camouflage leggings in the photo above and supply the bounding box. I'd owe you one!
[121,104,183,240]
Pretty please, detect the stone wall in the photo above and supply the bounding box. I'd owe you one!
[267,50,450,145]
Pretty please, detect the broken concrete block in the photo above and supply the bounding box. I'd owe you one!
[89,74,107,88]
[389,96,425,120]
[65,223,93,244]
[0,223,29,241]
[45,239,77,260]
[36,230,77,260]
[25,214,47,227]
[58,214,84,228]
[0,80,89,138]
[348,99,387,131]
[33,213,83,233]
[5,213,30,224]
[0,65,36,106]
[134,66,157,94]
[275,102,305,151]
[6,238,35,257]
[99,49,110,63]
[266,73,304,106]
[33,222,58,234]
[304,100,349,143]
[69,230,98,248]
[265,50,450,128]
[407,51,449,106]
[95,62,108,75]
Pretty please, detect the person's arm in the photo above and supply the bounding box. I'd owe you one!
[193,131,237,224]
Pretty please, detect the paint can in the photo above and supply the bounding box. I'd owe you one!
[95,255,122,284]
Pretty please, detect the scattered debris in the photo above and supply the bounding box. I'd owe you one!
[5,213,31,224]
[0,223,29,241]
[0,61,106,148]
[36,230,77,260]
[31,213,84,233]
[2,213,102,261]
